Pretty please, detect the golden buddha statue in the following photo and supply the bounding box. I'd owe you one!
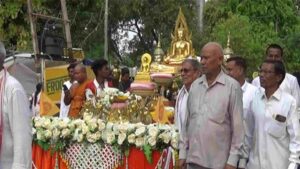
[135,53,152,82]
[164,8,195,65]
[112,60,121,78]
[150,36,176,74]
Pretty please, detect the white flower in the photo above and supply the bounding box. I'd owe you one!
[81,123,89,134]
[73,128,84,142]
[42,118,51,129]
[83,113,93,121]
[87,131,101,143]
[37,131,43,141]
[61,128,71,138]
[32,128,36,135]
[101,130,107,141]
[34,117,41,127]
[44,130,52,139]
[73,119,84,126]
[127,134,136,144]
[52,128,60,140]
[106,122,114,130]
[135,137,145,147]
[68,121,75,130]
[127,123,135,132]
[97,119,106,131]
[118,133,127,145]
[171,137,178,149]
[58,119,68,129]
[148,126,159,137]
[135,126,146,136]
[171,131,179,149]
[87,119,98,131]
[77,133,84,142]
[148,136,157,147]
[118,123,129,133]
[113,124,120,134]
[159,131,171,144]
[106,132,115,144]
[135,122,144,128]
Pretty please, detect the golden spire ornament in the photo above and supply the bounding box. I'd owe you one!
[223,32,234,62]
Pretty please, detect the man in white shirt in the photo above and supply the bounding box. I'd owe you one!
[0,42,32,169]
[252,44,300,107]
[59,63,76,118]
[175,59,201,133]
[242,59,300,169]
[226,56,258,119]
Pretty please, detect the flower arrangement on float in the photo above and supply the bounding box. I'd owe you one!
[32,88,178,163]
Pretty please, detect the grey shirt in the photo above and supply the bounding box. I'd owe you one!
[179,70,244,169]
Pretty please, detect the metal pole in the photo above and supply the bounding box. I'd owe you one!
[104,0,108,60]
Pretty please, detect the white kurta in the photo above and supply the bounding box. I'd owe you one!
[59,80,72,118]
[0,72,32,169]
[243,89,300,169]
[252,73,300,107]
[174,86,188,133]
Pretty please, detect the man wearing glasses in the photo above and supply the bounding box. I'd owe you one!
[252,44,300,108]
[175,59,201,134]
[240,60,300,169]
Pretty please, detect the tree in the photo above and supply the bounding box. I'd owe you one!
[0,1,32,51]
[202,0,300,74]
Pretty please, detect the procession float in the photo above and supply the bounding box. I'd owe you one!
[32,8,195,169]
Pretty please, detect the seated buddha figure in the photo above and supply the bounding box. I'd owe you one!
[150,39,176,74]
[135,53,152,82]
[164,27,193,64]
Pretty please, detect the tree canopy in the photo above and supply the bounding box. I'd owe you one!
[0,0,299,74]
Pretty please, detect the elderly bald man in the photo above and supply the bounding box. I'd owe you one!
[179,42,244,169]
[0,41,32,169]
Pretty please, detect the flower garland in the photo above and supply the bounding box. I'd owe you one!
[32,113,179,163]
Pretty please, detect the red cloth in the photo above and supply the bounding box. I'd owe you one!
[117,147,173,169]
[32,144,57,169]
[32,144,173,169]
[85,79,113,95]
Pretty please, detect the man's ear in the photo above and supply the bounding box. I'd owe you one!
[276,73,283,84]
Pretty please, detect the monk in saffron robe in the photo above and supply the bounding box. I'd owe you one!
[65,64,89,118]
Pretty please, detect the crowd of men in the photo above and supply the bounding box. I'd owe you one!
[176,42,300,169]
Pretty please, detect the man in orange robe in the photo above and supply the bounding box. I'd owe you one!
[65,64,89,118]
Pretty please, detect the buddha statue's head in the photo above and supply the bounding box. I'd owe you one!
[153,38,164,63]
[177,27,184,40]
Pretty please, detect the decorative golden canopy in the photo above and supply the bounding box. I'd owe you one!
[171,8,192,44]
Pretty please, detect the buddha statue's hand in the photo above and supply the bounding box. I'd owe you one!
[163,56,170,64]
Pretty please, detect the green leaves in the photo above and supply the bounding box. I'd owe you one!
[143,144,152,164]
[203,0,300,75]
